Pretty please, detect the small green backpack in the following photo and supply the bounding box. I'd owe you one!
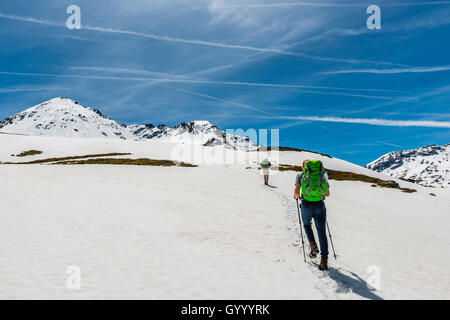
[301,160,328,201]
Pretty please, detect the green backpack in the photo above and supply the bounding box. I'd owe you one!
[301,160,328,201]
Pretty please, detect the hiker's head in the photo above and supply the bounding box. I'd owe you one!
[302,160,309,170]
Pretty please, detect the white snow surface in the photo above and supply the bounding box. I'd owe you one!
[367,144,450,188]
[0,134,449,299]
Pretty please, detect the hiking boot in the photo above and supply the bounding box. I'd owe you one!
[319,258,328,271]
[309,242,319,258]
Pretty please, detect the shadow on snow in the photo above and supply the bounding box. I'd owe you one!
[309,262,384,300]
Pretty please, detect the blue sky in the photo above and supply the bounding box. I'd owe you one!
[0,0,449,165]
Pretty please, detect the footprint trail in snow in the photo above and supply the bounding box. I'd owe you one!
[263,176,382,300]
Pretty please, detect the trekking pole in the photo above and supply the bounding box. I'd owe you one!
[326,221,338,260]
[295,199,307,263]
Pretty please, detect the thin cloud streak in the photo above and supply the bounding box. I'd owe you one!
[81,25,405,66]
[175,88,277,116]
[322,66,450,75]
[0,70,403,97]
[346,85,450,115]
[190,64,236,76]
[0,71,153,81]
[70,66,192,79]
[0,12,63,27]
[389,1,450,6]
[0,11,405,66]
[294,89,394,100]
[376,140,404,148]
[201,1,450,9]
[0,85,68,93]
[143,78,402,95]
[204,2,361,9]
[72,66,404,92]
[267,115,450,128]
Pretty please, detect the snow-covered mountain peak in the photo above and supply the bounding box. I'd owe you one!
[0,97,132,139]
[0,98,258,150]
[130,119,257,149]
[181,120,214,126]
[366,144,450,188]
[24,97,105,117]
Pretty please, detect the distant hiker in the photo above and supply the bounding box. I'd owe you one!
[294,160,330,270]
[261,158,272,185]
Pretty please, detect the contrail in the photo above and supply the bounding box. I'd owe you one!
[149,78,401,95]
[0,71,152,82]
[291,89,394,100]
[81,25,403,66]
[345,85,450,114]
[322,65,450,74]
[267,115,450,128]
[0,11,405,66]
[70,66,193,79]
[175,88,277,116]
[0,70,402,98]
[200,1,450,9]
[388,1,450,6]
[0,85,68,93]
[70,66,405,92]
[203,2,364,9]
[0,12,63,27]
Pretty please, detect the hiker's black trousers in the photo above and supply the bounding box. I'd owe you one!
[300,200,329,259]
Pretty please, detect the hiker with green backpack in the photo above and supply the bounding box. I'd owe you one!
[260,158,272,185]
[294,160,330,270]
